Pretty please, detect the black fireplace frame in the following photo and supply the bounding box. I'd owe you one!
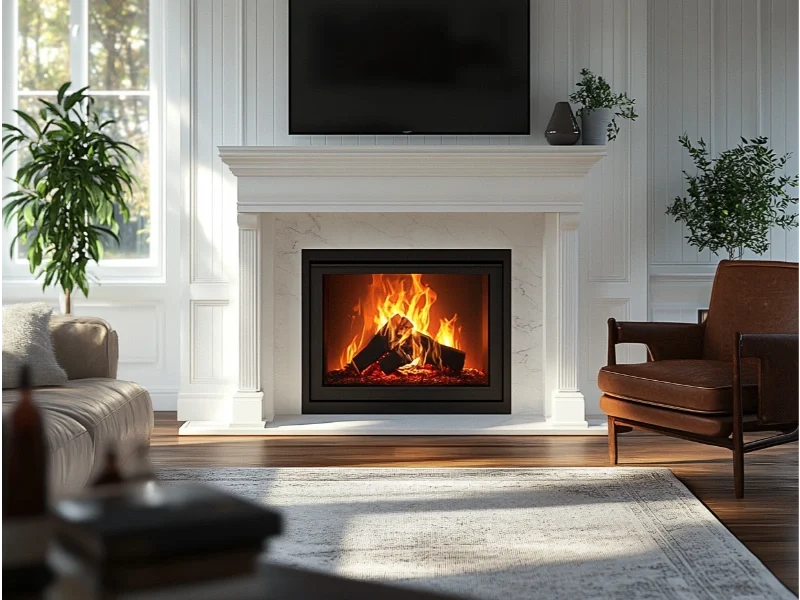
[302,249,511,414]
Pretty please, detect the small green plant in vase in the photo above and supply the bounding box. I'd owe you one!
[569,68,638,145]
[666,135,798,260]
[2,83,139,313]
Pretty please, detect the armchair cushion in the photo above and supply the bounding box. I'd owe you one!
[599,359,758,414]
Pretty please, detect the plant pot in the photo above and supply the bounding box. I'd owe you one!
[544,102,580,146]
[580,108,611,145]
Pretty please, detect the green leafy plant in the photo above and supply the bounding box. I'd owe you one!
[667,135,798,260]
[2,83,138,313]
[568,68,638,141]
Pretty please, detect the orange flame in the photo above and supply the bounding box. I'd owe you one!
[340,274,462,368]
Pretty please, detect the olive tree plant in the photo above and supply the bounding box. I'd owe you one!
[2,83,138,313]
[568,68,638,141]
[667,135,798,260]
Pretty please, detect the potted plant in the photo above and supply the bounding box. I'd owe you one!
[569,68,638,145]
[667,134,798,260]
[2,83,139,314]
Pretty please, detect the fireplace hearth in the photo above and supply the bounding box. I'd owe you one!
[302,249,511,414]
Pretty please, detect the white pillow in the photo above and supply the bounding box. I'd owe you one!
[2,303,68,389]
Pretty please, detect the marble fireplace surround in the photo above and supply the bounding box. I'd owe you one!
[180,146,606,435]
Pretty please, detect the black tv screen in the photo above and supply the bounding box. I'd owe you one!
[289,0,530,135]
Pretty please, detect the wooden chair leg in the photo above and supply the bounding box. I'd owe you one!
[733,443,744,499]
[608,416,618,465]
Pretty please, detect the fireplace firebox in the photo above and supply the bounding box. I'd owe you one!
[302,249,511,413]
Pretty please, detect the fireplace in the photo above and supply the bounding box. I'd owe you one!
[302,249,511,414]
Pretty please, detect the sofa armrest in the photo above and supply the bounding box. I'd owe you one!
[736,332,798,426]
[607,318,706,365]
[49,316,119,380]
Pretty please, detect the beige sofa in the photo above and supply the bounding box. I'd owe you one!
[2,316,154,496]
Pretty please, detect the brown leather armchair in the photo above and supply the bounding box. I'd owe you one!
[599,260,798,498]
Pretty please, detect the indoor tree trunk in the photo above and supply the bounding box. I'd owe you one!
[727,247,744,260]
[61,288,72,315]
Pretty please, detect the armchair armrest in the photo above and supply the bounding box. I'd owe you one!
[49,316,119,380]
[606,318,706,365]
[735,333,798,426]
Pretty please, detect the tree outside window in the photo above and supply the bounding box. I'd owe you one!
[15,0,151,260]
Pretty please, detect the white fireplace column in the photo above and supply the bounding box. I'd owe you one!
[231,212,265,425]
[544,212,587,428]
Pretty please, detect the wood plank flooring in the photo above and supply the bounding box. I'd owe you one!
[151,412,798,593]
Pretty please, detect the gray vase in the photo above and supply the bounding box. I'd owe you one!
[580,108,611,145]
[545,102,580,146]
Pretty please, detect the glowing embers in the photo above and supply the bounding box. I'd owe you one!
[325,273,488,386]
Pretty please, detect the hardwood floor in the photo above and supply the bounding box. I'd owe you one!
[151,412,798,593]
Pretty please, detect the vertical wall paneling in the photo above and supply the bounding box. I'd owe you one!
[273,0,289,145]
[648,0,799,318]
[243,1,257,147]
[255,0,275,145]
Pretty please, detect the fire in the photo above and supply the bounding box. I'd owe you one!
[339,273,462,368]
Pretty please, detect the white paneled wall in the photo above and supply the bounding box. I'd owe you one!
[648,0,799,321]
[178,0,649,420]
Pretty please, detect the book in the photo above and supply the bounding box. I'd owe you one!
[51,542,264,594]
[53,481,282,565]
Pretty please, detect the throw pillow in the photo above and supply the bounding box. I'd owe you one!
[2,303,68,389]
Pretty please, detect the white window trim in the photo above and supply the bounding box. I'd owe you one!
[1,0,166,285]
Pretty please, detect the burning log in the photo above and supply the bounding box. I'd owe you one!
[403,332,466,374]
[351,314,413,373]
[351,313,466,376]
[378,348,412,375]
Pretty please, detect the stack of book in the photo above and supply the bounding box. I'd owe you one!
[51,481,282,595]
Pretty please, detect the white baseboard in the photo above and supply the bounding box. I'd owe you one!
[178,414,609,436]
[147,389,179,411]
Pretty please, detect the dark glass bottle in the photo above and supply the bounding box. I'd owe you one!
[5,365,48,517]
[3,365,53,598]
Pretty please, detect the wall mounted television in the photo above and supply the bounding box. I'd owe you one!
[289,0,531,135]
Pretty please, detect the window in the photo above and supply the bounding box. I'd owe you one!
[13,0,154,261]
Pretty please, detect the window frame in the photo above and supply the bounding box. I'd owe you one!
[2,0,165,283]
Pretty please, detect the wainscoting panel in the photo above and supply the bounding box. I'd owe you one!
[586,298,629,383]
[189,300,229,385]
[79,302,164,367]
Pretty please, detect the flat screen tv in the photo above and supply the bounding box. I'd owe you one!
[289,0,530,135]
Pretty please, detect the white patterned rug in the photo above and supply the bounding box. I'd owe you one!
[157,467,794,600]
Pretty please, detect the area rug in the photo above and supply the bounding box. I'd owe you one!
[157,467,794,600]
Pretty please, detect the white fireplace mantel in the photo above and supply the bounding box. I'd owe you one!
[185,145,605,435]
[219,146,605,214]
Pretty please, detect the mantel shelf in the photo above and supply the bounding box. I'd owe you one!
[218,145,606,179]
